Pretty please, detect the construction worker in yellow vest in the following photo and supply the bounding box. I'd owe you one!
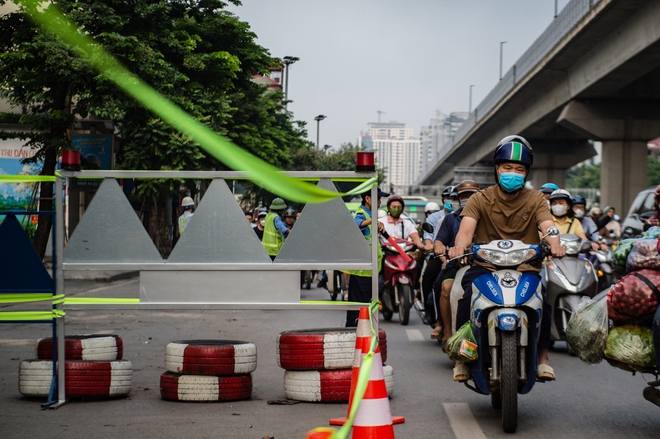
[262,197,290,260]
[178,196,195,235]
[343,187,389,327]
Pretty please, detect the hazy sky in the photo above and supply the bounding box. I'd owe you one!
[228,0,571,150]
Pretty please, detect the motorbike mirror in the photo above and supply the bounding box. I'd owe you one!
[421,222,434,234]
[542,226,560,240]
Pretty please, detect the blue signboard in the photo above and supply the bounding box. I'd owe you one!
[72,134,113,170]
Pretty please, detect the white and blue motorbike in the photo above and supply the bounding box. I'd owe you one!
[458,230,557,433]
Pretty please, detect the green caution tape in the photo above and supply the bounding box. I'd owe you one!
[0,294,64,304]
[63,298,140,304]
[20,2,376,204]
[0,175,57,182]
[0,310,65,321]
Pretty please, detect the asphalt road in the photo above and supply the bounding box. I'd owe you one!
[0,277,658,438]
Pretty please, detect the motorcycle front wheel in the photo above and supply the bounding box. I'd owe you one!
[501,331,518,433]
[396,283,411,325]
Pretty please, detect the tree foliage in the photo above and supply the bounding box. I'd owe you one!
[567,156,660,189]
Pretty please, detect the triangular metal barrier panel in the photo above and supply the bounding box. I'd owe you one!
[64,179,163,263]
[168,179,271,263]
[0,214,54,292]
[275,179,372,263]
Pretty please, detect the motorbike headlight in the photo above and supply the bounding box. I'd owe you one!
[476,249,538,265]
[561,239,581,255]
[506,249,539,265]
[476,249,505,265]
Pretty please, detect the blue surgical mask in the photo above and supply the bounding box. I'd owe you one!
[499,172,525,193]
[444,200,454,212]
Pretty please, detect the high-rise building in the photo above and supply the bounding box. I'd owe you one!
[419,110,468,175]
[358,122,421,192]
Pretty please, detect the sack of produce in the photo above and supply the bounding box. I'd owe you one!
[607,269,660,322]
[446,322,478,362]
[643,226,660,239]
[626,239,660,272]
[604,325,656,372]
[565,295,608,364]
[611,239,637,273]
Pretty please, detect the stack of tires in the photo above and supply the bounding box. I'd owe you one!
[277,328,393,402]
[19,334,132,398]
[160,340,257,402]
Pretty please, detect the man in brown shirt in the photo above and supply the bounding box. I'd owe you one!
[448,135,564,382]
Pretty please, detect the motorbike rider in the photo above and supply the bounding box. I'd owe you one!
[343,187,389,326]
[262,197,290,260]
[548,189,600,251]
[379,195,425,248]
[178,196,195,235]
[572,195,598,242]
[431,179,480,344]
[423,187,454,248]
[283,207,297,230]
[253,210,267,241]
[424,201,441,219]
[448,135,565,382]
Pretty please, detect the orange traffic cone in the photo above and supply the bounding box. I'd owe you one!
[330,307,404,427]
[305,427,336,439]
[350,340,395,438]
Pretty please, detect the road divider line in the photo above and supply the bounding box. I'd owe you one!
[443,402,486,439]
[405,329,424,341]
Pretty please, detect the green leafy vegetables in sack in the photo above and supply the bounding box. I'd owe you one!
[565,296,608,364]
[612,239,637,273]
[446,322,478,362]
[604,325,656,371]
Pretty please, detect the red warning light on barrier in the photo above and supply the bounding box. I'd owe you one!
[356,151,375,172]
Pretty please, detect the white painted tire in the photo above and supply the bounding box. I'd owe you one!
[277,328,388,370]
[283,365,394,402]
[19,359,132,398]
[160,372,252,402]
[165,340,257,376]
[36,334,123,361]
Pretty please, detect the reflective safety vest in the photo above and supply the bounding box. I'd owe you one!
[178,211,193,235]
[342,206,382,277]
[262,212,285,256]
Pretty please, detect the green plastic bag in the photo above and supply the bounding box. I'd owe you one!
[565,295,608,364]
[611,239,637,273]
[446,322,478,362]
[604,325,656,372]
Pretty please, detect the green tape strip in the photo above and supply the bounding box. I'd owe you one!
[0,175,57,183]
[0,310,65,321]
[0,294,64,304]
[21,2,376,204]
[63,298,140,304]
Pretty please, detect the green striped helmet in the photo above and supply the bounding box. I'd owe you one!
[493,135,534,168]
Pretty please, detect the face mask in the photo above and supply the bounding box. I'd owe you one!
[451,200,460,211]
[498,172,525,193]
[389,207,403,218]
[260,220,266,227]
[444,200,454,212]
[551,204,568,217]
[574,208,584,218]
[459,198,469,208]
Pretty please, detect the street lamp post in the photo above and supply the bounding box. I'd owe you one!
[282,56,299,111]
[469,85,475,115]
[499,41,507,80]
[314,115,327,149]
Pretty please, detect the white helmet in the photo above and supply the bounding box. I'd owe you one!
[377,209,387,219]
[424,202,441,213]
[181,196,194,207]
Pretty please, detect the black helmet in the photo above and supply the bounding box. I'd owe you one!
[387,195,405,209]
[571,195,587,206]
[493,135,534,168]
[442,186,454,198]
[283,208,296,218]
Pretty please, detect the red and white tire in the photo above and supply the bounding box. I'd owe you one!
[277,328,387,370]
[283,365,394,402]
[36,334,123,361]
[160,372,252,402]
[19,359,132,398]
[165,340,257,376]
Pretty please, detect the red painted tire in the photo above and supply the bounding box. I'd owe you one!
[19,359,132,398]
[165,340,257,376]
[36,334,123,361]
[160,372,252,402]
[277,328,387,370]
[283,365,394,402]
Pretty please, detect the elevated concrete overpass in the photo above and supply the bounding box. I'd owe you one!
[419,0,660,214]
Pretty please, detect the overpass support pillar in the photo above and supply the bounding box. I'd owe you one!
[530,139,596,190]
[558,100,660,213]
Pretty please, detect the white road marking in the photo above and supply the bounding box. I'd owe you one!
[443,402,487,439]
[405,329,424,341]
